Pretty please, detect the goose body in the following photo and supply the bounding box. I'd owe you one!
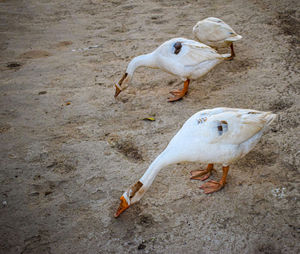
[115,108,276,217]
[193,17,242,58]
[114,38,230,102]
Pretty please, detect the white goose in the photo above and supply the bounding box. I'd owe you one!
[114,38,231,102]
[193,17,242,59]
[115,108,276,217]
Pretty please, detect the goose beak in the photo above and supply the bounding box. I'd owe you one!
[114,82,122,98]
[114,73,128,98]
[114,195,130,218]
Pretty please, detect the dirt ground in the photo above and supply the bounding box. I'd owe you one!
[0,0,299,253]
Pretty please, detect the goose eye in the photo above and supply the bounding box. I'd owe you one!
[229,32,234,35]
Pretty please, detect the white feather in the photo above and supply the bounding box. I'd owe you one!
[125,37,230,82]
[193,17,242,48]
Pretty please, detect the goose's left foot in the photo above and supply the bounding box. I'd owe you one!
[225,44,235,61]
[200,165,229,194]
[190,163,214,181]
[168,79,190,102]
[229,43,235,60]
[168,94,185,102]
[170,89,186,96]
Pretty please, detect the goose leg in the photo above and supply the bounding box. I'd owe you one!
[200,166,229,194]
[229,43,235,59]
[190,163,214,181]
[168,79,190,102]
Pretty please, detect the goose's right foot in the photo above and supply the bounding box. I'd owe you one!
[200,166,230,194]
[200,180,224,194]
[168,79,190,102]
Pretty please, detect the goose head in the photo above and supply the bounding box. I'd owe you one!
[114,181,145,217]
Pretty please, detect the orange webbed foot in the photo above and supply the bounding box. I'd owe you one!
[170,89,184,96]
[200,180,224,194]
[190,164,214,181]
[168,79,190,102]
[168,94,184,102]
[199,165,229,194]
[190,170,211,181]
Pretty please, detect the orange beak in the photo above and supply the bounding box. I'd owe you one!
[114,73,128,98]
[114,195,130,218]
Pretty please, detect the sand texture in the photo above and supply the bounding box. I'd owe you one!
[0,0,299,253]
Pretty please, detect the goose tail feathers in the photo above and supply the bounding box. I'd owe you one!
[265,113,277,126]
[221,53,232,59]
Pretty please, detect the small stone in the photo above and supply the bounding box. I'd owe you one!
[7,62,21,68]
[29,192,40,196]
[137,243,146,250]
[45,191,53,196]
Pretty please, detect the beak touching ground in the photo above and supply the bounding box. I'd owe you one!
[114,195,130,218]
[114,73,128,98]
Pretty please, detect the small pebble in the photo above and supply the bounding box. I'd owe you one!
[7,62,21,68]
[45,191,53,196]
[137,243,146,250]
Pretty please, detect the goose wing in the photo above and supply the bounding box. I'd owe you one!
[195,109,275,145]
[193,18,240,43]
[157,38,223,68]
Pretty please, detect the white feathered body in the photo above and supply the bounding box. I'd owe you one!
[126,38,230,82]
[193,17,242,49]
[158,108,276,165]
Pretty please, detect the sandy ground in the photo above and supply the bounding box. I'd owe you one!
[0,0,299,253]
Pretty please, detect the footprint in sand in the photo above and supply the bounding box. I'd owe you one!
[20,50,52,59]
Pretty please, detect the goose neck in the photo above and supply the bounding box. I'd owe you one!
[126,53,156,77]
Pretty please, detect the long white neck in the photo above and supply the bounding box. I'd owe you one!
[139,147,178,190]
[126,53,157,78]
